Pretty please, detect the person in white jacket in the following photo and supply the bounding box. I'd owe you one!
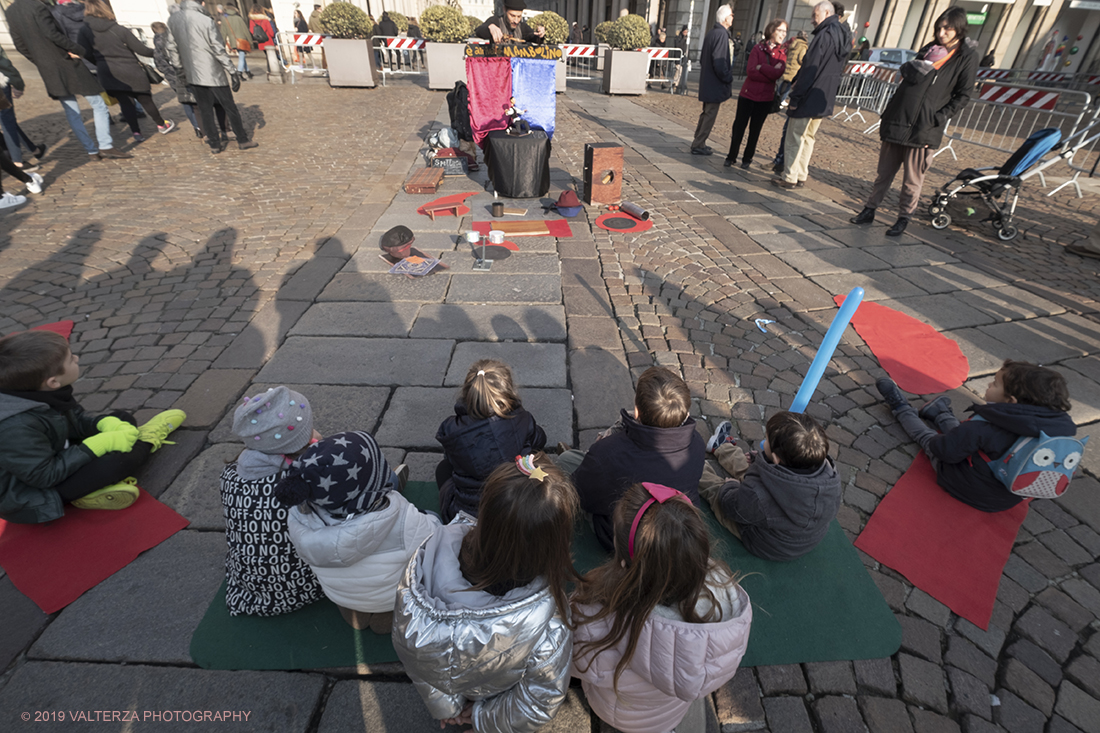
[572,482,753,733]
[275,430,437,634]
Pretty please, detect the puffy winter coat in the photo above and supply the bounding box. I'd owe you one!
[392,522,572,732]
[739,41,786,102]
[698,23,733,104]
[288,491,440,613]
[711,453,841,561]
[787,14,850,118]
[781,36,807,83]
[572,571,752,733]
[0,390,98,524]
[6,0,103,99]
[247,14,276,51]
[879,38,979,149]
[166,0,235,88]
[573,409,706,552]
[435,402,546,519]
[78,16,155,94]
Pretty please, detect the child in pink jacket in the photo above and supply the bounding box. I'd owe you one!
[571,482,752,733]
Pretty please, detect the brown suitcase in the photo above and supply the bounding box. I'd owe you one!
[404,167,444,194]
[583,143,623,205]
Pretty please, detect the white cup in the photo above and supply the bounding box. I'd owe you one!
[465,231,481,244]
[488,230,505,245]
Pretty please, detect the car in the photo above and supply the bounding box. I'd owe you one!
[867,47,917,69]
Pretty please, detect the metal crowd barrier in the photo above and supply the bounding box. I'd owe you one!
[1046,105,1100,197]
[371,35,427,85]
[275,32,327,82]
[563,43,598,80]
[831,62,878,123]
[645,47,682,90]
[934,82,1092,162]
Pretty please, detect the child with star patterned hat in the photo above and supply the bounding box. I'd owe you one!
[276,430,439,633]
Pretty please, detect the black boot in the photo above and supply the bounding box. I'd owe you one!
[850,207,875,225]
[876,377,908,412]
[886,217,910,237]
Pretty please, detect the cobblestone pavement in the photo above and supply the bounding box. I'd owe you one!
[0,54,1099,733]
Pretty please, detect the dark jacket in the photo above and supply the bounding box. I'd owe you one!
[787,14,850,118]
[475,16,543,45]
[49,0,96,72]
[698,22,733,104]
[153,30,195,104]
[78,16,154,94]
[6,0,103,99]
[435,402,547,518]
[879,38,979,149]
[0,390,99,524]
[930,402,1076,513]
[715,454,841,561]
[378,14,398,37]
[407,22,421,39]
[574,409,706,552]
[0,47,26,91]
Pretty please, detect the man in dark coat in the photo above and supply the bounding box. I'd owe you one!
[475,0,545,44]
[690,4,734,155]
[6,0,129,159]
[774,1,849,188]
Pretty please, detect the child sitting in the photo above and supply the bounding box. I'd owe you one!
[221,386,325,616]
[392,453,577,731]
[435,359,547,523]
[565,366,706,552]
[0,330,185,523]
[877,360,1077,512]
[275,431,434,633]
[572,482,752,733]
[699,412,841,561]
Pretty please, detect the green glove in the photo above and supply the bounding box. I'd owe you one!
[82,429,138,458]
[96,416,138,435]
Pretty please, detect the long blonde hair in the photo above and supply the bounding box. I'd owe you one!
[461,359,522,420]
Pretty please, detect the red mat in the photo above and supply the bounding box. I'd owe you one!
[31,320,75,338]
[0,489,189,613]
[835,295,969,394]
[416,191,478,218]
[854,453,1028,629]
[472,220,573,238]
[595,212,653,233]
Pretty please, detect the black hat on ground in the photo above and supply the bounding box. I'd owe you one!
[381,225,415,259]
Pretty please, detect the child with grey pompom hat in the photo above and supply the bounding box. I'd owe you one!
[220,386,325,616]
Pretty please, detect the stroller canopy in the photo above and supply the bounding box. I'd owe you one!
[999,128,1062,178]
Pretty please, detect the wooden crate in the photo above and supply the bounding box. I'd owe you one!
[404,167,444,194]
[583,143,623,205]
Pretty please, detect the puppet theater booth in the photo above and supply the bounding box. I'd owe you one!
[465,44,558,199]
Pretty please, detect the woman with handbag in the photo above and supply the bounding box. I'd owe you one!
[248,5,279,63]
[724,18,787,170]
[221,5,255,80]
[78,0,174,142]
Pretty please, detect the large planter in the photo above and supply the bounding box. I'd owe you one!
[556,53,566,92]
[426,42,467,90]
[597,44,606,71]
[603,49,648,95]
[325,38,376,87]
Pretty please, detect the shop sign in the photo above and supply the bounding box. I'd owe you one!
[967,12,987,24]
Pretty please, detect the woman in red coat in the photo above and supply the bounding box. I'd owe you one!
[247,4,277,50]
[724,18,787,169]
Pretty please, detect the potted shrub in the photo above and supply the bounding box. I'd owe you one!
[529,11,568,93]
[388,11,410,34]
[465,15,483,37]
[320,2,377,87]
[422,5,471,90]
[603,14,650,95]
[594,20,613,71]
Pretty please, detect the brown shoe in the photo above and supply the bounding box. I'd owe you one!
[771,178,797,190]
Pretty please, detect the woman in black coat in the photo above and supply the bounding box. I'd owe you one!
[78,0,175,140]
[849,7,978,237]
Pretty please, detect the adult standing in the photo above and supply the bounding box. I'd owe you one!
[690,4,734,155]
[769,30,807,172]
[78,0,176,142]
[672,25,689,95]
[849,7,977,236]
[773,1,849,189]
[220,4,253,79]
[167,0,258,154]
[725,18,786,169]
[308,4,324,33]
[475,0,545,45]
[377,11,400,70]
[6,0,130,160]
[652,26,669,88]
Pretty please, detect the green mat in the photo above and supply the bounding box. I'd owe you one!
[190,482,900,670]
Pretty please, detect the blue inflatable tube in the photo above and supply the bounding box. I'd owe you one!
[790,286,864,414]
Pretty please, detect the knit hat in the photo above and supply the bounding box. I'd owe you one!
[233,386,313,454]
[380,225,415,259]
[504,0,526,10]
[274,431,391,518]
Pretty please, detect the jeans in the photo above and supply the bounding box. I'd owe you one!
[237,50,250,73]
[0,87,33,163]
[181,102,199,132]
[58,94,113,153]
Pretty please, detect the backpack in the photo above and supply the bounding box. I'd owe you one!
[446,81,473,143]
[980,428,1088,499]
[252,23,270,44]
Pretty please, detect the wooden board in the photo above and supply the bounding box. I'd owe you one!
[489,220,551,236]
[404,167,444,194]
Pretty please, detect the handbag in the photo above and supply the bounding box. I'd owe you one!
[237,38,252,52]
[143,62,165,86]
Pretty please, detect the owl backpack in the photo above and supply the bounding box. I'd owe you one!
[976,420,1088,499]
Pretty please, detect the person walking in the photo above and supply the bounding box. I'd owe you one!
[221,4,254,79]
[167,0,257,154]
[308,4,324,33]
[724,18,786,169]
[773,1,849,189]
[5,0,130,160]
[78,0,176,143]
[0,47,47,173]
[849,7,977,237]
[690,4,735,155]
[247,4,277,62]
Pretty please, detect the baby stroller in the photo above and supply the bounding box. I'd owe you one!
[929,127,1063,242]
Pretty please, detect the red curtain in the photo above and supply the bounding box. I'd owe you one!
[466,56,512,148]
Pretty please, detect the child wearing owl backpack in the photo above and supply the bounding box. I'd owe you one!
[222,386,325,616]
[877,359,1083,512]
[276,431,439,633]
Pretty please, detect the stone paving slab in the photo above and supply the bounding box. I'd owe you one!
[441,251,561,275]
[776,248,894,276]
[290,302,422,337]
[408,304,567,342]
[946,327,1017,377]
[446,273,562,305]
[749,230,849,252]
[894,264,1011,294]
[977,314,1100,364]
[954,285,1067,322]
[373,205,467,234]
[728,214,823,235]
[208,384,392,444]
[875,294,999,331]
[0,662,323,733]
[810,271,928,301]
[860,244,960,268]
[825,225,921,247]
[319,272,451,302]
[30,531,223,665]
[257,337,454,386]
[344,233,460,273]
[1058,364,1100,425]
[0,577,49,673]
[443,342,568,388]
[159,444,243,530]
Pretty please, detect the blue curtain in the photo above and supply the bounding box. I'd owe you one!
[509,58,556,139]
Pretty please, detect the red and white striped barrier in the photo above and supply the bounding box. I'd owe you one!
[1027,71,1070,83]
[645,47,673,60]
[290,33,325,47]
[976,69,1012,80]
[872,67,899,82]
[563,44,597,57]
[382,37,425,50]
[979,84,1060,110]
[845,62,876,75]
